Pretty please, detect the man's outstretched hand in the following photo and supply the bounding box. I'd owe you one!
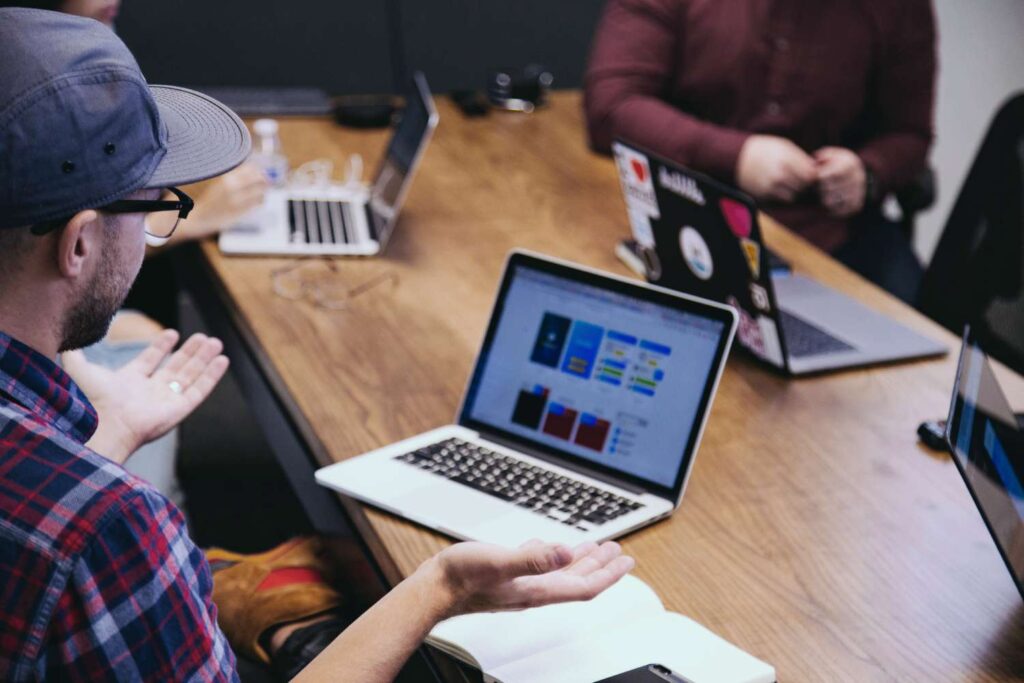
[427,539,636,619]
[63,331,229,465]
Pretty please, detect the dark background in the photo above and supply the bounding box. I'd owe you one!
[116,0,607,94]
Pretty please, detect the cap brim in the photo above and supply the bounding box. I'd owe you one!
[145,85,251,188]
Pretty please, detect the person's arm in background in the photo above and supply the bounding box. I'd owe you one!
[146,163,268,251]
[584,0,747,181]
[850,0,937,201]
[584,0,816,202]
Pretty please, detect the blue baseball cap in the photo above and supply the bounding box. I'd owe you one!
[0,8,251,229]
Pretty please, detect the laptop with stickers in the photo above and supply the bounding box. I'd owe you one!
[612,139,946,375]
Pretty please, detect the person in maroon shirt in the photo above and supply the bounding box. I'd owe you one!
[585,0,937,302]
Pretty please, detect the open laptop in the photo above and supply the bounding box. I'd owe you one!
[946,328,1024,599]
[611,140,947,375]
[219,72,438,257]
[315,251,737,546]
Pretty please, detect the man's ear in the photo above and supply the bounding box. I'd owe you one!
[55,209,102,279]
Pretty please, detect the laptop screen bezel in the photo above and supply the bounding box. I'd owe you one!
[946,326,1024,600]
[456,250,737,501]
[368,71,439,250]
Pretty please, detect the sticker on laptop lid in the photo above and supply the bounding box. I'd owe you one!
[658,166,706,206]
[729,296,765,356]
[720,196,753,238]
[739,238,761,279]
[679,226,714,280]
[749,282,771,312]
[729,296,783,367]
[627,208,656,248]
[614,147,660,219]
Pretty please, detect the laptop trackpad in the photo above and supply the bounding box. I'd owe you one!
[393,484,512,527]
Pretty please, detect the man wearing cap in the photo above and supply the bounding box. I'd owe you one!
[0,8,634,682]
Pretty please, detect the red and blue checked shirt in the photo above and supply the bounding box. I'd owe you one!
[0,332,238,681]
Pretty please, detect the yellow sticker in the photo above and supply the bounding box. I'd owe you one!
[741,238,761,279]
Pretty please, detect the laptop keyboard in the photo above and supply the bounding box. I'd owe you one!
[288,199,359,245]
[779,309,856,358]
[394,438,644,530]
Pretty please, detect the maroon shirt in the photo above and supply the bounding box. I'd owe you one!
[584,0,937,251]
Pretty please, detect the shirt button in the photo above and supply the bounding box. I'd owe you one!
[774,37,790,52]
[767,101,782,116]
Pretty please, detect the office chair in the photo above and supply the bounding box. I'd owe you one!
[895,166,937,240]
[917,92,1024,374]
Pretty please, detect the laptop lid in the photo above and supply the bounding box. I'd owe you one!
[456,251,737,503]
[367,71,439,250]
[612,139,790,370]
[947,327,1024,599]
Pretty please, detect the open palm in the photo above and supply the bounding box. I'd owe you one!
[63,330,229,464]
[437,539,635,617]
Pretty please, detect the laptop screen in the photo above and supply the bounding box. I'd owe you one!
[459,253,735,497]
[368,71,438,245]
[947,332,1024,598]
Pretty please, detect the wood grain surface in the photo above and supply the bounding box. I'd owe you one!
[194,92,1024,682]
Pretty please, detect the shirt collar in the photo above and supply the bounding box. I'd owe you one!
[0,331,98,444]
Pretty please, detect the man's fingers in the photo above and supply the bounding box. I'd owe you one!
[771,183,797,203]
[158,333,210,376]
[507,543,574,577]
[182,356,230,408]
[522,554,636,607]
[166,337,224,388]
[566,541,623,576]
[569,541,599,562]
[124,329,179,376]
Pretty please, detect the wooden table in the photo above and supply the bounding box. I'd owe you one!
[193,92,1024,681]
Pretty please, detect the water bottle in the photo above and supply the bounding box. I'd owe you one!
[251,118,289,187]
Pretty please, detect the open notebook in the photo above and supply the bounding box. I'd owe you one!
[427,575,775,683]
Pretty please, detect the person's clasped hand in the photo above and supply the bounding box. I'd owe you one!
[736,134,817,203]
[63,330,230,465]
[814,146,867,217]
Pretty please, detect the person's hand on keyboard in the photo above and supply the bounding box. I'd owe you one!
[428,538,635,617]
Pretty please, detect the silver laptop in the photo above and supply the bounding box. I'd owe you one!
[316,251,737,546]
[219,72,438,257]
[612,139,947,375]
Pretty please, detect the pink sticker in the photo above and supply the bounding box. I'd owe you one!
[720,197,752,239]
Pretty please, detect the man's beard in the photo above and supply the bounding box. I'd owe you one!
[58,231,135,352]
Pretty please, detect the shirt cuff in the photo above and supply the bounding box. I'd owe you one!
[856,147,894,197]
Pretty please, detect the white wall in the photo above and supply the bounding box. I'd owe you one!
[915,0,1024,262]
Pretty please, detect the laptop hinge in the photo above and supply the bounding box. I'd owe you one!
[473,429,648,496]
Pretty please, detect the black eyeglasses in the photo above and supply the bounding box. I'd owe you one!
[31,186,194,241]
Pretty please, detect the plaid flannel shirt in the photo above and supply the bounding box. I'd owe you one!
[0,332,237,681]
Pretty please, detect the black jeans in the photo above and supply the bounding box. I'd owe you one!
[833,211,923,305]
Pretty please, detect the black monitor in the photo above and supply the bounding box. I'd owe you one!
[946,328,1024,599]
